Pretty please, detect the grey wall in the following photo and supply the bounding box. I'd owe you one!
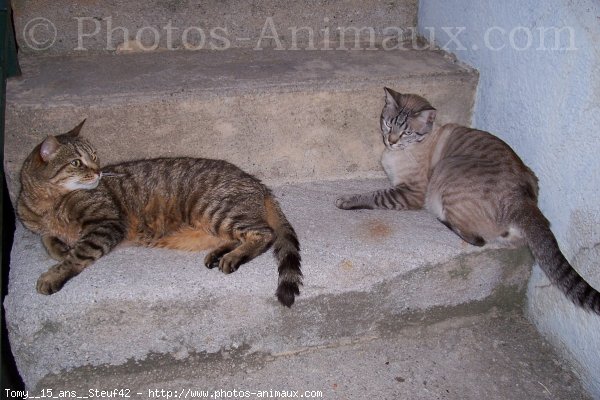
[418,0,600,396]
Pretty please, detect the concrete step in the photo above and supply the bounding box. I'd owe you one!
[4,47,477,200]
[31,309,592,400]
[4,179,534,390]
[12,0,418,55]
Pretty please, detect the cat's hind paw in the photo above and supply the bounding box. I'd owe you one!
[204,252,221,269]
[204,242,239,270]
[205,251,244,274]
[218,253,245,274]
[205,251,241,273]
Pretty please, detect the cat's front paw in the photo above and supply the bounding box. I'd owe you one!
[36,267,69,295]
[336,195,363,210]
[335,196,352,209]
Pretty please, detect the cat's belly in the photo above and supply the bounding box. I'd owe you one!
[154,227,229,251]
[125,217,228,251]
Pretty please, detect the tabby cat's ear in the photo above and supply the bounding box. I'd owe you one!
[40,135,61,162]
[67,119,86,137]
[384,87,400,107]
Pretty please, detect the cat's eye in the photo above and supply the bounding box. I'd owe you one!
[70,159,82,168]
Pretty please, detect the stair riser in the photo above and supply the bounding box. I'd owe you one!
[32,309,588,400]
[5,75,476,203]
[13,0,418,55]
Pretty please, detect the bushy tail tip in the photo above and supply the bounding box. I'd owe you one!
[266,196,302,307]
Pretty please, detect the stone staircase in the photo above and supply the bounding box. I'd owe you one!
[3,1,591,398]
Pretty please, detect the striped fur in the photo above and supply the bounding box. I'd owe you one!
[336,87,600,315]
[17,121,302,307]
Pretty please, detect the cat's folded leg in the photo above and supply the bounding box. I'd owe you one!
[42,235,71,261]
[217,227,274,274]
[36,219,125,295]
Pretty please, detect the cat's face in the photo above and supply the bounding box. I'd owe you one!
[24,120,101,192]
[380,87,437,150]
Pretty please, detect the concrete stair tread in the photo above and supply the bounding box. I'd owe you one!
[9,47,471,107]
[4,178,533,389]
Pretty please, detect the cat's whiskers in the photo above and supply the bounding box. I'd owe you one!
[100,171,125,178]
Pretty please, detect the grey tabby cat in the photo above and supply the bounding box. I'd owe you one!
[336,87,600,315]
[17,121,302,307]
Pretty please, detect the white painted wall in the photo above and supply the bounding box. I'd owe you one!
[418,0,600,396]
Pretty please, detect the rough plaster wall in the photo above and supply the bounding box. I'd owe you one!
[418,0,600,396]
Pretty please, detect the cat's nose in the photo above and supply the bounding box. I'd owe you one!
[388,133,400,145]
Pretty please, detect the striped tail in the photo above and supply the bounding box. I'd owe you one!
[265,196,302,307]
[515,202,600,315]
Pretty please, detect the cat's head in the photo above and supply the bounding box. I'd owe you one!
[380,87,437,150]
[22,120,101,193]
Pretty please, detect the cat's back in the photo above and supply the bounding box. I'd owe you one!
[434,124,535,176]
[437,124,521,163]
[430,123,539,199]
[100,157,269,215]
[104,157,265,192]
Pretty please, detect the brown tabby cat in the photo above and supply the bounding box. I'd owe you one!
[17,121,302,307]
[336,87,600,315]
